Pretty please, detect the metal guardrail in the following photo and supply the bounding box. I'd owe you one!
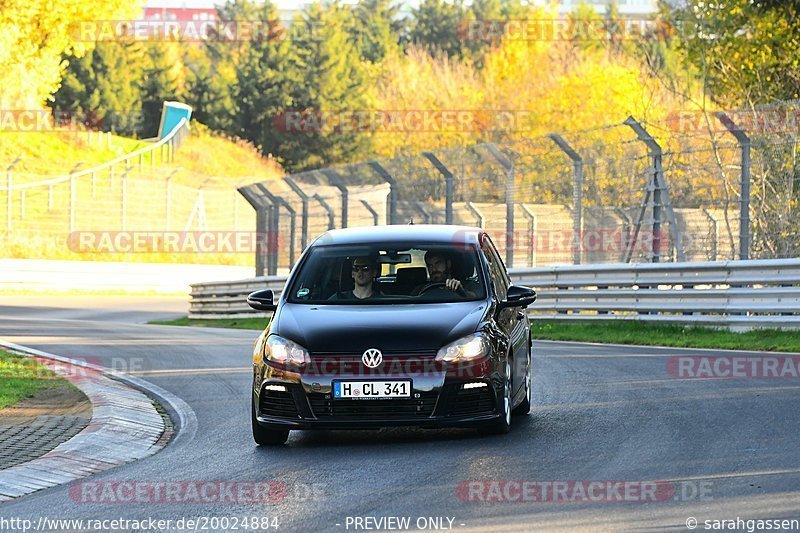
[189,258,800,328]
[190,276,288,318]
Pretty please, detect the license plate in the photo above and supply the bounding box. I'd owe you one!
[333,380,411,399]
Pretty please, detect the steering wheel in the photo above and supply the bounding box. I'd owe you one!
[417,281,466,296]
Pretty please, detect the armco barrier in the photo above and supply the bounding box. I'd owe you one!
[190,275,287,318]
[189,258,800,328]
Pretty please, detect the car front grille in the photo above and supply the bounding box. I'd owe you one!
[447,385,496,417]
[259,388,300,419]
[309,391,438,419]
[306,350,442,378]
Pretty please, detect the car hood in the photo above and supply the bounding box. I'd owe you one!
[275,301,488,354]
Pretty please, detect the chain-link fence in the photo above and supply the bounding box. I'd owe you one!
[242,101,800,274]
[0,120,264,266]
[4,102,799,274]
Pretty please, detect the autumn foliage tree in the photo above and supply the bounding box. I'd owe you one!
[0,0,142,109]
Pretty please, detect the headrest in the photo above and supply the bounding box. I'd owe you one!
[449,251,474,280]
[339,258,354,291]
[395,266,427,286]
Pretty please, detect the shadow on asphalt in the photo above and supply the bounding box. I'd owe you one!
[252,414,539,449]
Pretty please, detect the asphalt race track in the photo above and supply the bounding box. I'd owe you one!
[1,299,799,531]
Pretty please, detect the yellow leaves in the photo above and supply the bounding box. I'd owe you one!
[0,0,144,109]
[369,45,485,157]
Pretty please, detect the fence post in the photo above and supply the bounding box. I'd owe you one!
[233,189,239,229]
[422,152,454,224]
[121,166,131,232]
[715,112,751,260]
[257,185,297,268]
[285,202,297,266]
[548,134,583,265]
[701,208,718,261]
[413,201,432,224]
[520,204,537,267]
[623,116,686,263]
[6,157,21,232]
[465,201,484,228]
[614,207,633,263]
[165,169,179,232]
[284,177,309,248]
[360,199,379,225]
[367,161,398,225]
[313,194,336,230]
[238,185,270,277]
[68,162,83,233]
[253,184,283,275]
[5,167,9,232]
[484,144,515,266]
[320,169,348,228]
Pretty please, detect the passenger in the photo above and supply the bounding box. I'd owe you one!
[329,255,383,300]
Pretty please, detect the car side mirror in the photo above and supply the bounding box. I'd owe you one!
[247,289,277,311]
[499,285,536,309]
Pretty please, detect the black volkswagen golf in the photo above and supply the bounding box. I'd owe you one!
[247,225,536,445]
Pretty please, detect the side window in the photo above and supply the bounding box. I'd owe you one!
[481,237,508,300]
[488,238,512,287]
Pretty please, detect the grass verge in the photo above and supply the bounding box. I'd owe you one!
[0,350,59,409]
[531,320,800,353]
[150,316,269,330]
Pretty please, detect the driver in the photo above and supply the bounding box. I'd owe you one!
[413,250,478,297]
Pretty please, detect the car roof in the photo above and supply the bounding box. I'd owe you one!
[310,225,484,247]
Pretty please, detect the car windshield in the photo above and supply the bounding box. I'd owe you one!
[287,243,486,304]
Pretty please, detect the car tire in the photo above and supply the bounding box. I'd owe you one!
[512,341,531,416]
[479,356,512,435]
[252,400,290,445]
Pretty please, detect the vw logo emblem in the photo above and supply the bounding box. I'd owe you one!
[362,348,383,368]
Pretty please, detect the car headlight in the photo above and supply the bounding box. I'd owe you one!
[263,335,310,366]
[436,333,490,363]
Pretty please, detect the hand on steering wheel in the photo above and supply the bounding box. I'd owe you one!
[444,278,464,292]
[418,280,466,296]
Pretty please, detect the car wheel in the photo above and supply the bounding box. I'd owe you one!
[512,343,531,416]
[480,356,512,435]
[251,399,289,445]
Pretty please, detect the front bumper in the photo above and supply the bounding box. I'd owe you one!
[252,357,503,430]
